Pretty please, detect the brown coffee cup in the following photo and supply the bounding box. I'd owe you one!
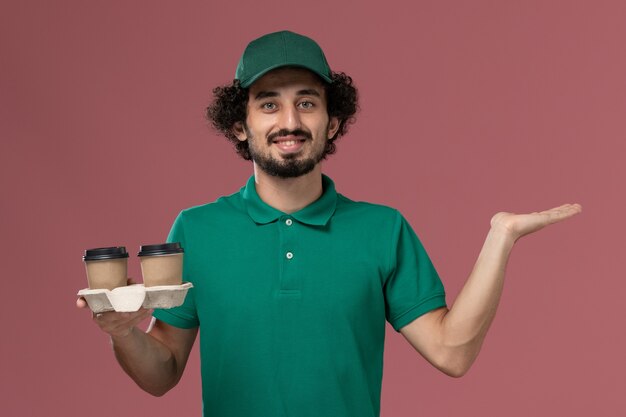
[138,243,184,287]
[83,247,129,290]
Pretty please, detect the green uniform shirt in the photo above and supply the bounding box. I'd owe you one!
[153,174,447,417]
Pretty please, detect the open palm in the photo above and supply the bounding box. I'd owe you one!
[490,203,582,242]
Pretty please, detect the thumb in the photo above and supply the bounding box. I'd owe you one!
[76,297,88,309]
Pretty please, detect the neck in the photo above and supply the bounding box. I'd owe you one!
[253,163,324,214]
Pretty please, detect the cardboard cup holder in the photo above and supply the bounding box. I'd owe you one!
[77,282,193,313]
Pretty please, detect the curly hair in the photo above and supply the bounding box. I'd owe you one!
[206,71,359,160]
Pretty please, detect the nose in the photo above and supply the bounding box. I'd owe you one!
[277,104,302,131]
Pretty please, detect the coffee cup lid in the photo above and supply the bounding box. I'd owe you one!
[138,242,184,257]
[83,246,129,261]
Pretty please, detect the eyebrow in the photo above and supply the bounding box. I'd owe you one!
[254,89,322,100]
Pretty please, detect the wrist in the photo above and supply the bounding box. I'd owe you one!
[488,225,517,248]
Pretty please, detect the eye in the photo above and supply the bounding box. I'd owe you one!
[261,102,277,111]
[298,101,314,109]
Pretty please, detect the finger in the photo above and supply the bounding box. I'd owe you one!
[93,311,107,320]
[538,205,570,215]
[541,204,582,223]
[127,309,153,326]
[94,308,151,326]
[105,310,153,337]
[549,203,582,215]
[545,203,582,212]
[92,311,137,335]
[76,297,87,308]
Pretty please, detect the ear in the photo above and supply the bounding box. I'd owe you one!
[233,122,247,142]
[327,117,340,140]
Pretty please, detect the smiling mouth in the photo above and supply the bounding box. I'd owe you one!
[272,139,306,145]
[272,137,307,153]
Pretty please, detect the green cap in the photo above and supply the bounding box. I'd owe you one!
[235,31,332,88]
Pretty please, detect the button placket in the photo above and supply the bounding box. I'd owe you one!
[285,218,294,260]
[278,216,298,292]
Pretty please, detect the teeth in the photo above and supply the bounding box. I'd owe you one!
[279,140,297,146]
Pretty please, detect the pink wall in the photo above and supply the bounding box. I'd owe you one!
[1,1,624,415]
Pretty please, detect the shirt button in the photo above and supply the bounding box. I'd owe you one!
[285,219,293,226]
[286,252,294,260]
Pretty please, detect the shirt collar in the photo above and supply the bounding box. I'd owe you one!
[241,174,337,226]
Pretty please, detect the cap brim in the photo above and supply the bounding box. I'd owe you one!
[240,63,332,88]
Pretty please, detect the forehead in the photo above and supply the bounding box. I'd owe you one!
[248,67,326,97]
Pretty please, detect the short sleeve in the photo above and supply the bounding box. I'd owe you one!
[384,211,447,332]
[152,211,200,329]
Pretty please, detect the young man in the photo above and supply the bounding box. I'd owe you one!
[79,31,581,416]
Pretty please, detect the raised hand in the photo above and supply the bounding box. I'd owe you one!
[490,203,582,243]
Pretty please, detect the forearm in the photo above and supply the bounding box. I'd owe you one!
[402,205,580,377]
[111,326,178,396]
[440,226,515,369]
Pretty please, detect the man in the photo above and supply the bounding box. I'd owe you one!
[78,31,581,416]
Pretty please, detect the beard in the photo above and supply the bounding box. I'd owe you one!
[245,126,328,178]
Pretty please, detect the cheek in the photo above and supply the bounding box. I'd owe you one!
[246,115,275,139]
[304,113,329,133]
[252,112,276,128]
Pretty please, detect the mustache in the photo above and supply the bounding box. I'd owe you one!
[267,129,312,144]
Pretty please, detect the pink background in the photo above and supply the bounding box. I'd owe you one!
[1,1,624,415]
